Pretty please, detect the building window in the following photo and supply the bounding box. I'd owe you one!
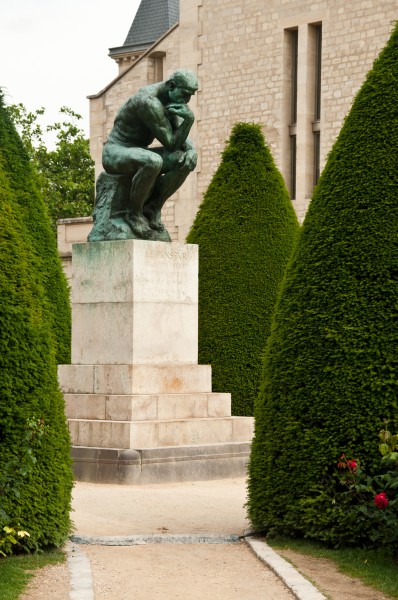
[289,28,298,199]
[148,52,165,84]
[290,134,297,201]
[153,56,164,82]
[314,25,322,121]
[313,24,322,186]
[313,129,320,185]
[291,29,298,126]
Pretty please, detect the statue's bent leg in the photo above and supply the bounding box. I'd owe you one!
[103,145,163,238]
[143,150,191,231]
[125,153,163,237]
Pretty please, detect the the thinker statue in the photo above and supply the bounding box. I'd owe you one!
[88,69,198,243]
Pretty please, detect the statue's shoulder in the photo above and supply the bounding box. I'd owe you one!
[131,88,164,117]
[135,82,160,98]
[120,91,152,117]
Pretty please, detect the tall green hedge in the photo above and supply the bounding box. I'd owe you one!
[0,95,71,364]
[0,93,73,551]
[248,23,398,535]
[187,123,299,415]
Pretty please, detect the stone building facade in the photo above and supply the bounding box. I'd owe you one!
[89,0,398,240]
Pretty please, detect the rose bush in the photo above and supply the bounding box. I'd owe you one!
[277,426,398,553]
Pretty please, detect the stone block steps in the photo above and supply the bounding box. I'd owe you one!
[64,392,232,421]
[58,364,213,395]
[68,416,254,449]
[70,442,253,485]
[60,364,254,484]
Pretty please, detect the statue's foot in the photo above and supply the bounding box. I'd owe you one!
[144,208,165,232]
[124,214,154,240]
[149,219,165,232]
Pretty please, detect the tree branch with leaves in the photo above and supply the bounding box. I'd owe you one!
[6,104,94,228]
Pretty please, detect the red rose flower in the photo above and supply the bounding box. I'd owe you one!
[346,460,357,470]
[374,492,389,509]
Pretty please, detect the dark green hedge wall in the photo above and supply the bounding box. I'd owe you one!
[187,123,299,415]
[247,23,398,534]
[0,95,71,364]
[0,93,73,550]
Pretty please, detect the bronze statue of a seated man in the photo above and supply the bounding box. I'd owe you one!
[101,69,198,241]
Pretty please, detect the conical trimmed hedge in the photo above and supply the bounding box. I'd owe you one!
[187,123,299,415]
[248,23,398,537]
[0,95,71,364]
[0,93,73,551]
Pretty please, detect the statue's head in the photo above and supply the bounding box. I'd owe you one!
[165,70,198,104]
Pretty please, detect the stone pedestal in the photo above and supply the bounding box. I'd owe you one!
[60,240,253,484]
[71,240,198,365]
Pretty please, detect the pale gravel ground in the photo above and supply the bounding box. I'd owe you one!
[71,478,251,536]
[86,543,295,600]
[20,478,395,600]
[21,478,291,600]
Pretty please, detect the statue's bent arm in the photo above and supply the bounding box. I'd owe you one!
[136,97,194,154]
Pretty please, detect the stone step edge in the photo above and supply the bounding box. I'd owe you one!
[71,443,251,483]
[71,442,252,465]
[68,416,253,426]
[59,363,211,367]
[64,392,231,398]
[71,533,241,545]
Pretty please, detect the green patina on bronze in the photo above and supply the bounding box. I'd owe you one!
[88,69,198,243]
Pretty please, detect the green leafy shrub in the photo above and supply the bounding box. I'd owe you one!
[187,123,299,415]
[0,96,71,364]
[0,527,31,558]
[0,92,73,552]
[247,23,398,534]
[282,427,398,553]
[0,418,47,556]
[0,419,47,519]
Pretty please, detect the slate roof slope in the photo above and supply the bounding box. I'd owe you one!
[109,0,179,55]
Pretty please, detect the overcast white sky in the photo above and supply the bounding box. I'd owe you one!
[1,0,140,139]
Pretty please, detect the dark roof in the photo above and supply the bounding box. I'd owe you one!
[109,0,179,56]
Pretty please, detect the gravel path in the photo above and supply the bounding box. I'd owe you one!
[21,477,388,600]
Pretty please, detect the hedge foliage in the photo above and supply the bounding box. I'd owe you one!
[0,92,73,551]
[187,123,299,415]
[247,23,398,539]
[0,95,71,364]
